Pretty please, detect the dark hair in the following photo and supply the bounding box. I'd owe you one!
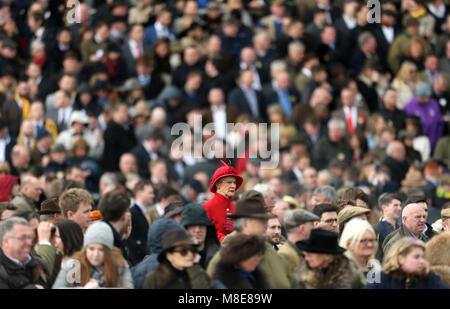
[147,129,166,142]
[405,194,427,206]
[341,187,371,208]
[156,185,179,203]
[55,220,83,256]
[312,203,338,219]
[378,193,402,208]
[98,190,130,222]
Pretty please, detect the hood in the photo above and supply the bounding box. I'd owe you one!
[156,85,183,104]
[180,203,213,227]
[147,218,185,254]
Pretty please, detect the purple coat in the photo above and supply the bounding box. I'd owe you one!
[403,96,443,150]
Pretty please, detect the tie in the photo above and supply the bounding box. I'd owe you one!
[136,45,142,60]
[278,91,292,117]
[347,111,354,134]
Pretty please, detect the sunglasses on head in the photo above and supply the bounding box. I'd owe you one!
[172,247,197,256]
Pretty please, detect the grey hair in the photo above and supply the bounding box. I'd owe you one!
[358,31,374,48]
[99,172,119,186]
[270,60,287,74]
[328,118,346,130]
[253,30,270,43]
[317,169,333,184]
[39,214,54,222]
[312,185,337,203]
[253,183,272,198]
[233,217,252,232]
[0,217,29,244]
[288,41,305,52]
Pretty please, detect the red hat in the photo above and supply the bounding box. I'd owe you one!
[210,160,243,193]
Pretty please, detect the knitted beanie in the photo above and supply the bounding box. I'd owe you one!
[83,221,114,250]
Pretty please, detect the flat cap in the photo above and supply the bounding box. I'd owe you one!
[337,206,371,226]
[283,209,319,230]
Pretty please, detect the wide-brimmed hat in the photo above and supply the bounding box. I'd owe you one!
[38,197,61,215]
[227,196,272,220]
[295,229,345,254]
[220,233,265,266]
[163,201,184,219]
[157,229,199,262]
[337,206,371,226]
[209,160,243,193]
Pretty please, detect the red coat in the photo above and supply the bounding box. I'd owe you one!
[202,193,235,242]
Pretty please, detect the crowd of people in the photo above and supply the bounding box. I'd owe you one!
[0,0,450,289]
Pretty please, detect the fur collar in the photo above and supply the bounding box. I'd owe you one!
[297,255,363,289]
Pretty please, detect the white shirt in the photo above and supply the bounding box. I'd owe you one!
[143,142,159,160]
[343,15,357,30]
[128,40,143,59]
[135,201,148,217]
[0,136,9,162]
[301,68,312,78]
[154,21,171,39]
[211,104,227,139]
[155,203,165,217]
[381,26,395,44]
[58,106,72,126]
[292,166,303,184]
[343,105,358,129]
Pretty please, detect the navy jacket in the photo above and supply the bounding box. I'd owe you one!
[363,271,449,289]
[125,205,150,266]
[373,218,400,249]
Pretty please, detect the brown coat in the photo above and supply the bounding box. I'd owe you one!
[425,231,450,286]
[296,254,365,289]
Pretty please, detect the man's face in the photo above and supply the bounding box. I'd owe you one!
[311,193,327,207]
[303,168,318,189]
[68,202,92,230]
[265,218,281,245]
[341,89,355,107]
[272,201,290,223]
[23,180,42,201]
[2,224,33,263]
[68,168,86,185]
[383,199,402,221]
[136,184,155,206]
[245,218,268,236]
[328,125,345,143]
[403,207,427,236]
[276,73,290,91]
[184,48,198,66]
[315,211,338,232]
[187,225,207,245]
[130,25,144,42]
[425,56,438,72]
[119,155,137,174]
[383,90,397,110]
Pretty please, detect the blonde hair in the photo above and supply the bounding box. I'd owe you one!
[339,218,378,255]
[382,237,429,275]
[394,61,419,85]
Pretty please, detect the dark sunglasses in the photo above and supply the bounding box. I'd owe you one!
[172,247,197,256]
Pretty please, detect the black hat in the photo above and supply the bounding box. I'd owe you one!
[295,229,345,254]
[157,229,198,262]
[188,179,204,194]
[2,39,17,49]
[381,9,396,17]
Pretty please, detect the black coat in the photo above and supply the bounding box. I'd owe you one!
[213,261,270,289]
[0,249,50,289]
[372,25,401,73]
[125,205,150,266]
[334,17,358,65]
[262,85,301,110]
[379,106,406,133]
[382,156,409,187]
[130,143,157,180]
[228,86,267,121]
[103,121,137,172]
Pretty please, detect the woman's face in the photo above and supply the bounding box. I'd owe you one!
[349,230,376,259]
[52,227,64,253]
[239,254,261,272]
[215,176,237,199]
[86,243,105,268]
[304,252,333,269]
[166,246,196,270]
[398,247,426,274]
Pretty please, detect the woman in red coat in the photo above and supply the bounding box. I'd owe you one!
[202,162,243,242]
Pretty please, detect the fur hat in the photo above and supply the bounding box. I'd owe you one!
[83,221,114,250]
[38,197,61,215]
[425,232,450,266]
[220,233,265,266]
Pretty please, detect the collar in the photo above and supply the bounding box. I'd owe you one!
[135,201,148,216]
[214,192,233,203]
[154,21,165,31]
[155,203,165,216]
[343,15,357,29]
[4,252,32,267]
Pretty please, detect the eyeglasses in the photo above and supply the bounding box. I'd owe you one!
[9,235,33,242]
[359,238,377,244]
[172,247,197,256]
[321,218,338,224]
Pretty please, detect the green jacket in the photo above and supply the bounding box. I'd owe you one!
[11,194,37,215]
[277,240,304,276]
[433,136,450,163]
[207,231,294,289]
[382,224,435,256]
[34,244,63,285]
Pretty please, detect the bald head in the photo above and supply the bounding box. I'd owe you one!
[150,107,166,128]
[21,176,42,201]
[11,144,30,169]
[402,203,427,237]
[386,140,406,162]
